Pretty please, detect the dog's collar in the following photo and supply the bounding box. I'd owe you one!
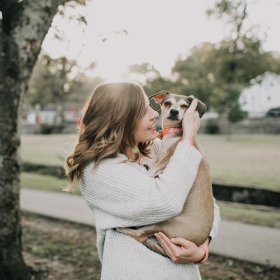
[158,128,183,139]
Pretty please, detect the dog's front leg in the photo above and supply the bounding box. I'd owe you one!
[146,165,164,177]
[140,157,156,172]
[116,223,164,242]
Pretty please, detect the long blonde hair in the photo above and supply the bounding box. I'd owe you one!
[64,81,152,192]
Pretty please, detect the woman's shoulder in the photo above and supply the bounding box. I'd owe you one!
[83,154,127,173]
[83,140,162,178]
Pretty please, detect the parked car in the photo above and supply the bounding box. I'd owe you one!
[267,107,280,117]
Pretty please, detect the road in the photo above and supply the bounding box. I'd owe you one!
[20,188,280,268]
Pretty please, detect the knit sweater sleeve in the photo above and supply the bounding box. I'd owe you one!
[80,142,202,228]
[209,199,220,241]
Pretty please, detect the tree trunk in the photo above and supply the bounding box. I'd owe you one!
[0,1,63,279]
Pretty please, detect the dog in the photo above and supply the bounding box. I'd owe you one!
[117,91,214,257]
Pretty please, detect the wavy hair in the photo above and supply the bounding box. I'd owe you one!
[64,81,152,192]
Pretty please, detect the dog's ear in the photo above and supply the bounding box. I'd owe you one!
[149,90,170,103]
[197,102,207,118]
[187,96,207,118]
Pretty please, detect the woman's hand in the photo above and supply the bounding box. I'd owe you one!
[182,99,200,143]
[154,232,208,264]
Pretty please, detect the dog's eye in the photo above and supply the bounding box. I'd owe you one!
[181,104,188,109]
[164,101,171,107]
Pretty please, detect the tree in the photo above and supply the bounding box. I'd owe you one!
[125,63,160,87]
[26,54,101,124]
[169,0,280,136]
[171,42,217,109]
[124,62,175,112]
[205,0,273,131]
[0,1,86,279]
[171,37,278,135]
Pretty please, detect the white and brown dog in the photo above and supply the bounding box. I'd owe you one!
[117,91,214,256]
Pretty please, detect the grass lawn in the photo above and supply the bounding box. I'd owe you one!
[22,212,101,280]
[20,172,81,195]
[22,212,280,280]
[196,134,280,190]
[217,202,280,228]
[20,134,78,166]
[21,133,280,189]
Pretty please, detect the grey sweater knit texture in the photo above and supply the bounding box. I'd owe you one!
[80,139,220,280]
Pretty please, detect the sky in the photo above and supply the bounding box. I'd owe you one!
[42,0,280,80]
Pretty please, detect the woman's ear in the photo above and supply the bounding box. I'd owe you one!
[149,90,170,103]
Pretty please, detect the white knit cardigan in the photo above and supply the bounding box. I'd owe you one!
[80,139,220,280]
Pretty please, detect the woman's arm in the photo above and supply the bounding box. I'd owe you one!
[209,199,221,242]
[80,142,202,228]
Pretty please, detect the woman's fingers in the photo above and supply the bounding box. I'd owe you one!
[155,232,181,262]
[188,98,198,112]
[182,98,200,142]
[170,237,190,248]
[155,232,207,264]
[154,233,174,258]
[157,232,176,248]
[185,99,199,119]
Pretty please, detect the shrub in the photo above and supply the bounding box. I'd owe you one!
[205,120,220,134]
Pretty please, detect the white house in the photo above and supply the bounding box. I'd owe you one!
[239,72,280,118]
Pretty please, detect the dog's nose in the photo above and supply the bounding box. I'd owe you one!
[170,109,179,116]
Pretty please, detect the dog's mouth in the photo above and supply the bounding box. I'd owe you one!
[167,116,180,121]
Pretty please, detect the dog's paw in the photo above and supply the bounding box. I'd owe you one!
[143,164,150,171]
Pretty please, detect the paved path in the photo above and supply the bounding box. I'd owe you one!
[20,188,280,268]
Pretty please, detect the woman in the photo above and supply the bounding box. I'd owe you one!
[64,81,220,280]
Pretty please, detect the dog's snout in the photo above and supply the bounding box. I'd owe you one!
[170,109,179,116]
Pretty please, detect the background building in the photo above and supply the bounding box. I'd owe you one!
[239,72,280,118]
